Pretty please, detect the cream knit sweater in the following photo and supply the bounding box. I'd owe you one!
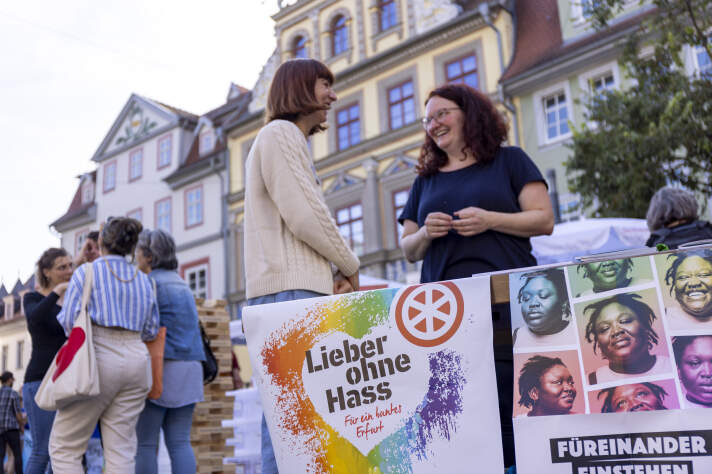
[243,120,360,299]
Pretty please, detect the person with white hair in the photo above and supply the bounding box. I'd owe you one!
[134,229,206,474]
[645,187,712,249]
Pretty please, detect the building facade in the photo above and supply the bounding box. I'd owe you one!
[0,278,34,391]
[51,91,250,302]
[224,0,517,317]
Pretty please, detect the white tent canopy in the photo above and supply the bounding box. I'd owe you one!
[530,218,650,265]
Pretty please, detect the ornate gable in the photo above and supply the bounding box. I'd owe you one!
[92,94,194,162]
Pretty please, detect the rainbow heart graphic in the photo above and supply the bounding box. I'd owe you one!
[260,290,467,473]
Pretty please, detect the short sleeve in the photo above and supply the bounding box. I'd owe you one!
[505,147,547,197]
[397,177,422,225]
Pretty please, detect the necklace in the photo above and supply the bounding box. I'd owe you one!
[102,258,137,283]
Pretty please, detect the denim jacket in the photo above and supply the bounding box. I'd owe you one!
[150,269,206,361]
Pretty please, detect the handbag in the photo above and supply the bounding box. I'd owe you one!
[200,321,218,384]
[145,327,167,399]
[35,263,100,411]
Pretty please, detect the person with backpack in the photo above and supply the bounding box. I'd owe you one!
[645,187,712,249]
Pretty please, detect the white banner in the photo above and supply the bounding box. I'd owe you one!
[509,249,712,473]
[243,276,504,473]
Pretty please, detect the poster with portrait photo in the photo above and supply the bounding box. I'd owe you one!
[654,250,712,332]
[672,335,712,409]
[574,288,673,386]
[509,268,577,352]
[587,378,680,414]
[513,350,585,418]
[567,256,654,298]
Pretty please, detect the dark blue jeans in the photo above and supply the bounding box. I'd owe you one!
[247,289,324,474]
[23,380,54,474]
[135,401,196,474]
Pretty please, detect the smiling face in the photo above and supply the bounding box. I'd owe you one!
[585,259,629,292]
[520,276,562,334]
[593,302,648,365]
[673,256,712,319]
[608,384,665,412]
[424,96,465,158]
[678,336,712,405]
[532,364,577,415]
[43,255,72,288]
[312,77,337,125]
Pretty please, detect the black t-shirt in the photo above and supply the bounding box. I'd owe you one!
[398,146,545,283]
[23,291,67,383]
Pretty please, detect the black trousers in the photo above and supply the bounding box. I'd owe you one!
[0,429,23,474]
[493,303,516,468]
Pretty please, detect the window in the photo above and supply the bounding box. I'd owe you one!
[183,261,209,299]
[16,341,23,369]
[332,16,348,56]
[336,103,360,150]
[388,81,416,130]
[379,0,397,32]
[75,229,89,255]
[335,203,364,255]
[589,73,615,94]
[185,185,204,228]
[543,92,570,141]
[293,36,307,59]
[103,161,117,193]
[1,346,7,372]
[157,135,172,169]
[127,208,143,223]
[199,130,214,155]
[694,43,712,78]
[393,189,409,240]
[4,303,11,320]
[129,148,143,181]
[445,55,479,89]
[81,181,94,204]
[155,197,172,233]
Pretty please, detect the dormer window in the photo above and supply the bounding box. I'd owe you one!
[293,36,307,59]
[81,181,94,204]
[4,302,12,320]
[199,129,214,155]
[331,16,348,56]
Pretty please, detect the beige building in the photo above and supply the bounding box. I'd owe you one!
[0,278,34,391]
[224,0,517,316]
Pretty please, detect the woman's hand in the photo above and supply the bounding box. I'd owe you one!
[333,272,355,294]
[52,282,69,297]
[452,207,490,236]
[424,212,453,239]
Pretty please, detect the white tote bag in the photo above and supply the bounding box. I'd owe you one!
[35,263,100,410]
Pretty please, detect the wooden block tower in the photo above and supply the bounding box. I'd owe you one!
[192,298,236,474]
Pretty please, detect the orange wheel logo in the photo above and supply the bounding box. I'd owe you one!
[394,282,464,347]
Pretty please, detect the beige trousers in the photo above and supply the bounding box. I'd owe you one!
[49,325,151,474]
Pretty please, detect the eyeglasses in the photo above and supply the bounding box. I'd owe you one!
[421,107,460,129]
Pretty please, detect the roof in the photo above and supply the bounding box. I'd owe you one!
[150,99,199,122]
[500,0,562,82]
[501,1,653,83]
[24,274,35,291]
[0,285,7,299]
[10,279,23,295]
[50,171,96,228]
[178,90,252,170]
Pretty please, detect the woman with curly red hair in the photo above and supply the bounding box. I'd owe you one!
[399,83,553,282]
[398,83,553,468]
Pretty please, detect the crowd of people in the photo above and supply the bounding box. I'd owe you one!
[5,56,711,473]
[16,218,206,473]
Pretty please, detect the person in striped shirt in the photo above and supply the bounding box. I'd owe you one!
[51,217,159,473]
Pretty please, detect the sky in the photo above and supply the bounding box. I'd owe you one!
[0,0,279,288]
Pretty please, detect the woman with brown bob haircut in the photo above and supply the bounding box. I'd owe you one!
[243,58,360,474]
[398,83,553,469]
